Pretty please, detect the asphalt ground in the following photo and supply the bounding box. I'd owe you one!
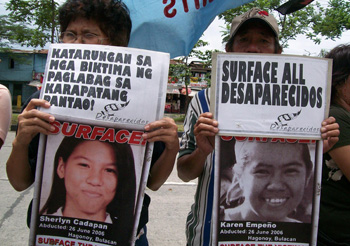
[0,131,197,246]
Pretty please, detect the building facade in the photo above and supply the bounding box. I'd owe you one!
[0,49,47,111]
[166,60,209,113]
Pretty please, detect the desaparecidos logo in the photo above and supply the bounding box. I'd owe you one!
[270,109,302,130]
[96,101,130,119]
[95,102,150,126]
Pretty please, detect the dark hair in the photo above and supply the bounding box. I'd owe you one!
[300,143,313,177]
[225,19,282,54]
[325,44,350,104]
[234,140,313,179]
[40,136,136,243]
[58,0,132,46]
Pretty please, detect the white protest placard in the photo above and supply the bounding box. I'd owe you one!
[210,52,330,246]
[210,53,332,139]
[40,43,169,129]
[29,44,170,246]
[212,136,323,246]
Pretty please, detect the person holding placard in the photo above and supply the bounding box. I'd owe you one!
[318,44,350,246]
[177,7,339,246]
[6,1,179,245]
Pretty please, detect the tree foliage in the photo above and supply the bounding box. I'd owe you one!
[169,63,192,84]
[187,39,209,62]
[180,38,219,66]
[311,0,350,41]
[1,0,59,51]
[0,15,15,50]
[218,0,350,48]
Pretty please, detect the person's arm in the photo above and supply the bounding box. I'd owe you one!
[142,117,179,191]
[6,99,55,191]
[328,146,350,181]
[0,86,11,149]
[321,116,340,153]
[177,112,218,182]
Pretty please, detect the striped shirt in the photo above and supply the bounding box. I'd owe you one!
[179,88,215,246]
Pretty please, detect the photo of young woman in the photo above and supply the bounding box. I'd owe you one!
[39,135,136,243]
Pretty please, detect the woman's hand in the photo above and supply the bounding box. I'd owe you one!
[142,117,179,152]
[15,99,55,146]
[143,117,179,191]
[7,99,55,191]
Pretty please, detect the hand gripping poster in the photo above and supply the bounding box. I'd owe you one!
[210,53,332,246]
[28,44,169,246]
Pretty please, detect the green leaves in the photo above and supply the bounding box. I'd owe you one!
[218,0,349,49]
[312,0,350,40]
[1,0,59,49]
[169,63,192,85]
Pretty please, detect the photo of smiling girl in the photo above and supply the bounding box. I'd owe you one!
[39,135,136,244]
[221,139,314,223]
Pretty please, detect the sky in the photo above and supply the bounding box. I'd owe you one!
[200,16,350,57]
[1,0,349,57]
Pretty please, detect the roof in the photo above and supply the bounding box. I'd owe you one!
[189,61,211,73]
[2,49,49,54]
[170,59,185,65]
